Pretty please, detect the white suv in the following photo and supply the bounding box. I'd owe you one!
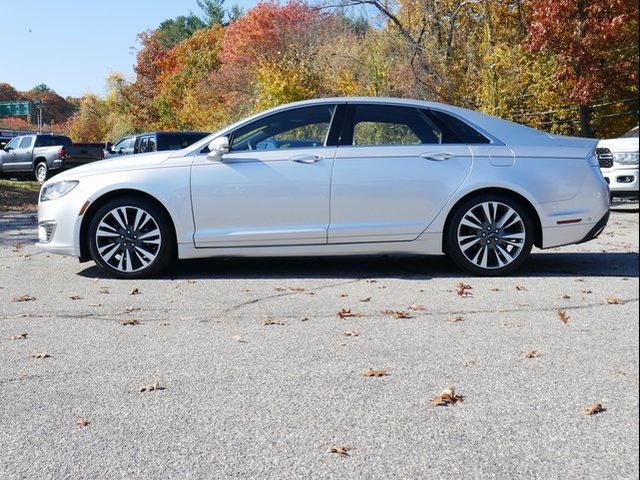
[597,126,639,198]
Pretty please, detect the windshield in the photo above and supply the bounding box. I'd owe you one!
[621,126,639,138]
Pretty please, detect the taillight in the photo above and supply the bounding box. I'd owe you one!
[58,146,66,159]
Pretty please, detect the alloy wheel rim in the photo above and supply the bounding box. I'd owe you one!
[457,201,526,270]
[36,165,47,181]
[95,206,161,273]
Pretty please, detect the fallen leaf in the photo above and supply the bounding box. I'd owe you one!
[88,303,102,308]
[365,279,377,283]
[606,297,624,305]
[12,243,23,252]
[343,330,358,337]
[359,297,371,302]
[561,294,571,300]
[187,280,197,284]
[262,319,286,326]
[130,288,141,295]
[381,309,413,319]
[490,288,501,292]
[120,319,140,326]
[515,285,527,291]
[275,287,287,292]
[241,288,251,292]
[581,289,593,294]
[289,287,305,292]
[362,369,388,377]
[339,293,349,297]
[575,278,585,283]
[456,282,473,297]
[99,287,110,294]
[448,315,464,323]
[76,418,90,427]
[557,309,571,324]
[431,386,464,407]
[582,403,605,415]
[160,322,170,327]
[31,352,50,359]
[301,316,310,322]
[125,306,141,313]
[329,446,353,456]
[232,335,247,343]
[338,308,358,319]
[408,304,427,311]
[138,382,164,392]
[520,350,540,359]
[12,295,35,302]
[69,295,82,300]
[10,333,28,341]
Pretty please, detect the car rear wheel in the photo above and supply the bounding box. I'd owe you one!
[35,162,49,182]
[446,194,534,276]
[88,197,174,279]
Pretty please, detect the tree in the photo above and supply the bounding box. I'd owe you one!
[197,0,226,25]
[156,15,208,49]
[527,0,639,137]
[0,83,22,101]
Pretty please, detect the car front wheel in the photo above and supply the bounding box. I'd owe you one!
[88,197,174,279]
[446,194,534,276]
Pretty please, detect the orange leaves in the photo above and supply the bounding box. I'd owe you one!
[12,295,35,302]
[456,282,473,297]
[138,382,164,392]
[337,309,364,319]
[329,446,353,456]
[557,309,571,324]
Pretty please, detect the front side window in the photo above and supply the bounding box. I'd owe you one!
[5,137,20,150]
[230,105,335,152]
[346,105,441,146]
[147,136,156,151]
[115,137,135,151]
[19,136,34,149]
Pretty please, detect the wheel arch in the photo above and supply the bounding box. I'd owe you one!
[33,156,47,169]
[441,187,543,253]
[79,189,177,262]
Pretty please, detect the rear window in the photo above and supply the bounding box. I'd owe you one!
[157,133,209,151]
[36,136,71,147]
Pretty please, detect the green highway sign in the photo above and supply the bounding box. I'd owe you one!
[0,101,31,118]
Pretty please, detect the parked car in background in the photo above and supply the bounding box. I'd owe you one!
[597,126,639,198]
[105,131,210,157]
[36,97,610,279]
[0,134,104,181]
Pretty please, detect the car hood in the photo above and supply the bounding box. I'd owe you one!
[597,137,639,152]
[46,151,175,183]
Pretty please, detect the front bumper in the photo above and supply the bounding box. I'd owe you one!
[34,188,85,257]
[600,165,639,196]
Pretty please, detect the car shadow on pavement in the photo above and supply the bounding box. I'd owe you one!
[78,251,639,280]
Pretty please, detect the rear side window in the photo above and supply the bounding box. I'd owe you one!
[157,133,209,150]
[19,136,34,148]
[424,110,491,144]
[147,136,156,151]
[343,105,441,146]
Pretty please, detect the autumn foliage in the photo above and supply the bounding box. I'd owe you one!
[6,0,636,142]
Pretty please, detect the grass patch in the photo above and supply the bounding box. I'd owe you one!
[0,179,40,212]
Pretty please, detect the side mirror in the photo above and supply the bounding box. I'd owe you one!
[206,136,230,161]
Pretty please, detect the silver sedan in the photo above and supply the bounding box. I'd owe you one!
[35,97,610,278]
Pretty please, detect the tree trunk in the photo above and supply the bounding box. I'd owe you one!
[579,104,593,138]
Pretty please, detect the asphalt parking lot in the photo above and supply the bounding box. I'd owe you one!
[1,202,638,479]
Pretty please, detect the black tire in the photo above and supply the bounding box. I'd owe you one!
[445,193,534,276]
[87,196,175,279]
[35,161,49,182]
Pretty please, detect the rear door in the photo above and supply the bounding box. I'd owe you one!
[328,104,476,243]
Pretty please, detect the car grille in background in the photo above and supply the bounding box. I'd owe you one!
[596,148,614,168]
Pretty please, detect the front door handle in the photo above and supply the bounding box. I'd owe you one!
[420,152,454,161]
[289,154,323,164]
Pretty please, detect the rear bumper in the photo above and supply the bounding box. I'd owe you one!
[577,211,610,244]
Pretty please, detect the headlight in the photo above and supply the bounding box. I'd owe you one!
[40,181,79,202]
[613,152,639,165]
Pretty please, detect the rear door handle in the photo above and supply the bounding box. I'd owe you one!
[289,154,323,164]
[420,152,454,161]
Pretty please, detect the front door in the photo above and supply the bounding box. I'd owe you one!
[191,104,340,247]
[328,104,478,243]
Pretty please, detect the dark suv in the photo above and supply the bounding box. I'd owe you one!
[107,131,210,157]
